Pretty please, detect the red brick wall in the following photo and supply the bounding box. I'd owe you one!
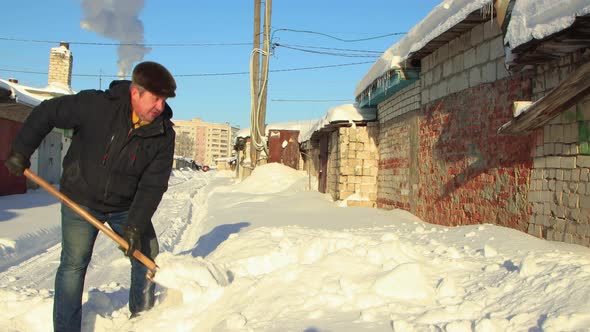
[377,118,412,211]
[417,74,535,231]
[376,82,421,212]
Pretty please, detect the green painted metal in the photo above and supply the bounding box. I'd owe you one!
[357,70,419,108]
[579,121,590,142]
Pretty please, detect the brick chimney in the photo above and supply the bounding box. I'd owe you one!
[48,42,73,87]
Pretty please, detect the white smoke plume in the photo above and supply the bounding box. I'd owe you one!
[80,0,151,78]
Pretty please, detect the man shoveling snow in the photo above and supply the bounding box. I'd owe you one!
[4,61,177,332]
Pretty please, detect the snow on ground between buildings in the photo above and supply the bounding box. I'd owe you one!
[0,164,589,331]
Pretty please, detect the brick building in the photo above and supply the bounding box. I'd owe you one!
[350,1,590,247]
[0,43,75,194]
[300,104,380,207]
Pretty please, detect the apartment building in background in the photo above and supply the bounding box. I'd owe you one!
[172,117,239,166]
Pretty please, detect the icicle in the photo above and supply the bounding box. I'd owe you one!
[491,1,494,26]
[481,1,493,19]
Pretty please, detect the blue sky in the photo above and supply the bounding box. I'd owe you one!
[1,0,441,128]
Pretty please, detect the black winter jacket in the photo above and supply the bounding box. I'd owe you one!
[12,80,175,235]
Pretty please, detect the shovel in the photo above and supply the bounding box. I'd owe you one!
[23,168,158,279]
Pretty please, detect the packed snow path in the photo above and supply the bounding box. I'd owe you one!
[1,165,590,331]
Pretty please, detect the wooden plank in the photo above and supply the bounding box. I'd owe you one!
[498,59,590,135]
[510,15,590,67]
[494,0,511,28]
[0,104,32,122]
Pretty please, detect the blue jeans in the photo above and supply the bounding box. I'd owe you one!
[54,204,159,332]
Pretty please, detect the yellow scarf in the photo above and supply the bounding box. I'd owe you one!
[131,111,151,129]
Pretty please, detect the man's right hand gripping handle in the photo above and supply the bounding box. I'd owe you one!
[4,151,31,176]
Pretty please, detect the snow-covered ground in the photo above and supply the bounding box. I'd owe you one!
[1,163,590,331]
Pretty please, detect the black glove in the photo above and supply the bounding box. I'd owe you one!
[4,151,30,176]
[123,225,142,257]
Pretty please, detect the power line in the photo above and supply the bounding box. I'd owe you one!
[277,43,383,54]
[0,68,111,77]
[0,60,374,78]
[271,28,405,42]
[270,61,374,73]
[175,71,249,77]
[0,37,250,47]
[1,28,405,47]
[274,43,380,58]
[0,68,46,75]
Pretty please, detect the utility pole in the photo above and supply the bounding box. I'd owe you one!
[258,0,272,166]
[249,0,261,175]
[249,0,271,173]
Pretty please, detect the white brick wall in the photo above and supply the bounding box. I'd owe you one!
[48,48,73,87]
[529,85,590,246]
[325,125,379,204]
[378,81,421,123]
[421,20,503,104]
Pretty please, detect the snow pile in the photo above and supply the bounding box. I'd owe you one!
[0,189,61,271]
[1,164,590,331]
[229,162,309,194]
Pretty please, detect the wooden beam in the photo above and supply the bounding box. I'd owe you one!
[494,0,511,28]
[498,59,590,135]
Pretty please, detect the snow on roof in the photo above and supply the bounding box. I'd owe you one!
[354,0,491,98]
[355,0,590,98]
[236,105,375,144]
[0,79,75,107]
[505,0,590,49]
[235,119,319,140]
[298,103,376,143]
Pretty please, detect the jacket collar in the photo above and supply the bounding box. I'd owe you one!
[108,80,174,138]
[133,104,174,138]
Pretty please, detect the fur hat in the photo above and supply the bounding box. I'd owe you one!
[132,61,176,98]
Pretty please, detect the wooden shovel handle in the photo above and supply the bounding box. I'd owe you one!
[24,169,158,273]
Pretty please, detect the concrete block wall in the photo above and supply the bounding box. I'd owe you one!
[406,20,535,231]
[376,81,421,211]
[527,50,590,247]
[418,73,535,230]
[421,20,508,104]
[364,15,590,248]
[326,130,341,198]
[326,124,380,206]
[379,81,421,122]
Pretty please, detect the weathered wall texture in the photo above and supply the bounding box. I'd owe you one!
[325,125,380,206]
[527,50,590,246]
[48,45,73,87]
[376,81,421,212]
[418,74,535,230]
[379,20,535,233]
[301,141,321,184]
[373,17,590,247]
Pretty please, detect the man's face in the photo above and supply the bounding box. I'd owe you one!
[131,85,167,122]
